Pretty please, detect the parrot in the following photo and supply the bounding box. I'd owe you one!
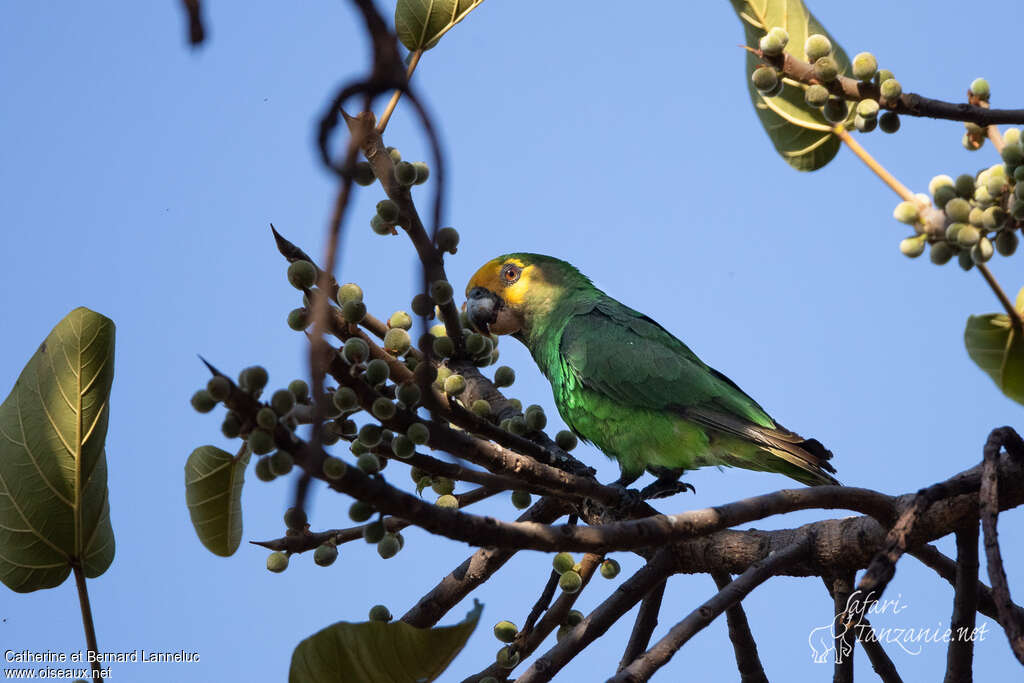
[464,253,838,494]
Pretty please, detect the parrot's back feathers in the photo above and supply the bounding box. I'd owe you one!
[551,299,839,487]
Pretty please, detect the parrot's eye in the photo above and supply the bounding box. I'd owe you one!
[500,263,521,285]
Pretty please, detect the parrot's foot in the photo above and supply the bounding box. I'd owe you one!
[607,477,644,509]
[640,479,696,500]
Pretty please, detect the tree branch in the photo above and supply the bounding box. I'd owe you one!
[610,539,809,682]
[711,570,768,683]
[760,50,1024,125]
[517,550,677,683]
[401,496,569,628]
[944,522,980,682]
[980,427,1024,664]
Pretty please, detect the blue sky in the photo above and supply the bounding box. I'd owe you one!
[2,1,1024,680]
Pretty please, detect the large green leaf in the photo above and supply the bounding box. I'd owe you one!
[395,0,483,52]
[185,445,251,557]
[0,307,116,593]
[289,600,482,683]
[964,287,1024,406]
[730,0,852,171]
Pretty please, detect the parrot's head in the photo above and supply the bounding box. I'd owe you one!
[464,253,591,338]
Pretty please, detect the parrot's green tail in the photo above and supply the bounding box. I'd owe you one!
[685,408,839,486]
[759,438,838,486]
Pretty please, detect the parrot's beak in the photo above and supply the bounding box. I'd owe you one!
[466,287,501,335]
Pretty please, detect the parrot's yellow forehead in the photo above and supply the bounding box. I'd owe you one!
[466,256,539,308]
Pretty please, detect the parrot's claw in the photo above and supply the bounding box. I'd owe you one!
[607,481,644,509]
[640,480,696,500]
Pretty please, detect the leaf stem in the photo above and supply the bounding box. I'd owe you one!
[73,564,102,683]
[977,263,1023,333]
[376,49,422,134]
[833,125,916,202]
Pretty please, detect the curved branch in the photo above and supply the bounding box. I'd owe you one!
[610,539,809,682]
[980,427,1024,664]
[710,571,767,683]
[517,550,677,683]
[617,579,668,675]
[944,522,980,682]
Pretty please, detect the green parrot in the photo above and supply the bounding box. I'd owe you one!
[464,253,838,492]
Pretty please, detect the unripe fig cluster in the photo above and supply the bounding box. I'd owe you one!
[753,28,902,134]
[893,134,1023,268]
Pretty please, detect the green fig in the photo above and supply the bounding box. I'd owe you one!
[851,52,877,81]
[287,260,317,290]
[191,389,216,413]
[511,490,531,509]
[266,552,289,573]
[314,543,338,567]
[559,570,583,594]
[493,621,518,643]
[323,456,347,480]
[369,604,393,622]
[553,552,575,575]
[804,34,831,62]
[337,282,364,305]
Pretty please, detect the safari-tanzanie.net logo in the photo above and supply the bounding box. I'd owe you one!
[808,590,990,664]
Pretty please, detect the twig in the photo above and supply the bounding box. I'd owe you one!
[521,571,561,637]
[944,522,980,682]
[180,0,204,45]
[852,616,903,683]
[833,125,915,202]
[376,50,422,134]
[710,571,768,683]
[252,486,497,553]
[976,263,1024,334]
[401,496,569,628]
[617,579,668,674]
[760,50,1024,126]
[610,539,809,682]
[979,427,1024,664]
[467,553,602,682]
[73,564,101,683]
[517,550,677,683]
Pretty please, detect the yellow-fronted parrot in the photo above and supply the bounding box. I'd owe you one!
[465,253,837,492]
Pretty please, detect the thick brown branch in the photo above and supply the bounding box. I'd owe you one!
[611,539,809,682]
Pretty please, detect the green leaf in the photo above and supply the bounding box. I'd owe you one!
[965,298,1024,406]
[730,0,852,171]
[185,445,251,557]
[289,600,482,683]
[395,0,483,52]
[0,308,116,593]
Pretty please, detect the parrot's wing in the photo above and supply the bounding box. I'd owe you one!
[559,302,836,480]
[558,302,775,428]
